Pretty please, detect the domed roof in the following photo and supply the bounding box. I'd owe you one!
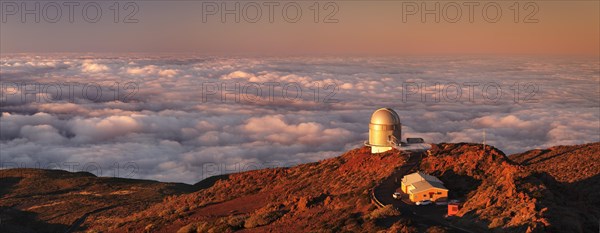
[370,108,400,125]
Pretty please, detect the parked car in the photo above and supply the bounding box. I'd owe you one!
[392,192,402,200]
[435,201,448,205]
[415,200,432,206]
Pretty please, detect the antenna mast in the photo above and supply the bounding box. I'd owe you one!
[482,129,486,150]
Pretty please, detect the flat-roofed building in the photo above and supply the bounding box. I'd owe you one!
[401,171,448,202]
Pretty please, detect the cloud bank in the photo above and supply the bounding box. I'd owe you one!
[1,55,598,183]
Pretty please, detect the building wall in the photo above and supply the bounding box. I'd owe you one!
[409,188,448,202]
[369,124,401,146]
[401,182,408,193]
[371,145,392,154]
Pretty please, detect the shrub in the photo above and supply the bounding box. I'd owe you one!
[176,223,198,233]
[179,221,227,233]
[244,204,286,228]
[425,226,448,233]
[177,206,189,213]
[143,224,155,233]
[365,205,400,220]
[159,208,174,218]
[244,210,284,228]
[226,215,248,229]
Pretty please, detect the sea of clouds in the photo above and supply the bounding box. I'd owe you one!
[1,55,598,183]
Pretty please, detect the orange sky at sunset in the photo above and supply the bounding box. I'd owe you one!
[1,1,598,55]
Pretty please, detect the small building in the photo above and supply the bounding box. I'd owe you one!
[448,202,461,216]
[401,171,448,202]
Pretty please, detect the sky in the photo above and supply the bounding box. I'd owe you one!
[0,0,599,55]
[0,1,599,183]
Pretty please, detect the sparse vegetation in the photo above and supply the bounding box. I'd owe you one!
[365,204,400,220]
[425,226,448,233]
[226,214,248,229]
[2,143,598,232]
[386,219,418,233]
[176,216,247,233]
[244,203,286,228]
[0,168,193,233]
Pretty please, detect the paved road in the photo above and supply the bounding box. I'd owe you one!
[373,151,475,233]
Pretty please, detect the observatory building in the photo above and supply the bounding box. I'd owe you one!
[401,171,448,202]
[365,108,402,153]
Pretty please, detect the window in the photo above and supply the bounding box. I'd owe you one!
[437,192,442,195]
[423,194,426,197]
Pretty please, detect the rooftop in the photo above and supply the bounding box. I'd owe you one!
[407,180,448,194]
[401,171,443,185]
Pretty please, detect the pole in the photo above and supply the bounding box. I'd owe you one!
[483,129,486,150]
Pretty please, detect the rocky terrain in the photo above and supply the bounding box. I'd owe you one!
[510,142,600,233]
[0,142,598,233]
[97,147,412,232]
[420,142,599,232]
[0,169,195,233]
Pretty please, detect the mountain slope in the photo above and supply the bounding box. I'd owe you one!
[419,142,599,232]
[510,142,600,233]
[0,142,598,233]
[510,142,600,183]
[99,147,412,232]
[420,143,545,232]
[0,169,195,233]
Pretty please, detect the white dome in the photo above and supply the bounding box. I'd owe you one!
[370,108,401,125]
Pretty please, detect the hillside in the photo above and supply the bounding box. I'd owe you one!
[0,169,195,233]
[1,148,418,232]
[96,147,412,232]
[510,142,600,183]
[420,142,600,232]
[510,142,600,233]
[421,143,546,232]
[0,142,598,233]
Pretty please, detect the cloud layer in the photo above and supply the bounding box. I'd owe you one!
[1,55,598,183]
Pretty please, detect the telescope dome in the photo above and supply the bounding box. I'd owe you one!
[367,108,402,153]
[370,108,401,125]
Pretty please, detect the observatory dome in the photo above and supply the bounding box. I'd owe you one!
[367,108,402,153]
[370,108,401,125]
